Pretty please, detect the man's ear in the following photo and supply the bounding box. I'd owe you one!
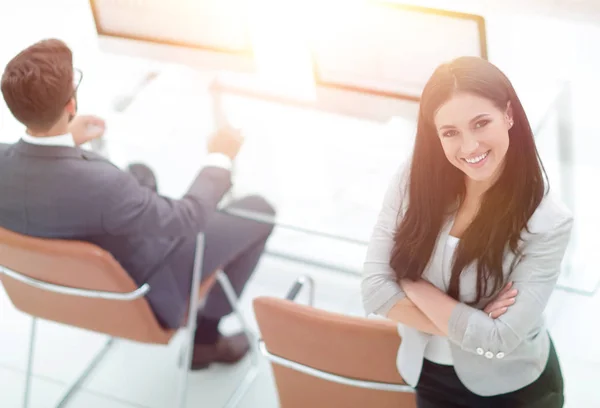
[66,97,77,122]
[66,98,76,114]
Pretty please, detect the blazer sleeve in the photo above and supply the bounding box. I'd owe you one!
[447,211,573,356]
[361,162,410,316]
[101,165,232,236]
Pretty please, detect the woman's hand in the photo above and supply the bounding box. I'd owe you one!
[483,281,518,319]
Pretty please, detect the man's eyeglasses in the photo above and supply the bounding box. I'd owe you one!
[66,68,83,105]
[73,68,83,90]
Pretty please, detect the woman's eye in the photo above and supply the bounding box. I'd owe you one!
[442,129,458,138]
[474,119,490,129]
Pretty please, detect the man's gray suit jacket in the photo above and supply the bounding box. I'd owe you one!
[0,140,231,329]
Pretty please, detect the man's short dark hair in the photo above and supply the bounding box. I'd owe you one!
[1,39,73,132]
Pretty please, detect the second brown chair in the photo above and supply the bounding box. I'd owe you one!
[253,276,416,408]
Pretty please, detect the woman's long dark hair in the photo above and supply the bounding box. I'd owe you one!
[390,56,547,304]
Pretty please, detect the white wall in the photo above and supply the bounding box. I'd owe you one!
[1,0,600,143]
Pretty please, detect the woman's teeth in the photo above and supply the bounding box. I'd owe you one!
[464,151,489,164]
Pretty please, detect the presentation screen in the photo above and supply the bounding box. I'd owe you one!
[310,2,487,100]
[89,0,253,56]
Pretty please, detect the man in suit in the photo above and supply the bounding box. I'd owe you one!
[0,38,276,369]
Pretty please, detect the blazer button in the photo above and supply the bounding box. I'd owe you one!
[476,348,484,355]
[485,351,494,359]
[496,352,505,359]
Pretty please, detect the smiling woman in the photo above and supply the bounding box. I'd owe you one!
[361,56,573,408]
[393,56,546,302]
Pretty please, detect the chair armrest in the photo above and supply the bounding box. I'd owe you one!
[0,266,150,301]
[285,275,315,306]
[257,340,414,393]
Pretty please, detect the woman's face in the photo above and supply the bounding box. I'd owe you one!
[433,92,512,186]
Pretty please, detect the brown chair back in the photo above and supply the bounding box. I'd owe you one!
[253,296,416,408]
[0,227,174,344]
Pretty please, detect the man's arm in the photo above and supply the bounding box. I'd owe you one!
[100,125,243,237]
[101,165,232,236]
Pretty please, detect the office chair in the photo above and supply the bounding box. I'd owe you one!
[0,227,258,408]
[253,276,416,408]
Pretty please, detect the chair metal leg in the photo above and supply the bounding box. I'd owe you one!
[176,331,194,408]
[176,233,206,408]
[176,237,258,408]
[23,317,37,408]
[216,271,260,408]
[22,319,114,408]
[223,367,260,408]
[215,271,257,362]
[55,337,115,407]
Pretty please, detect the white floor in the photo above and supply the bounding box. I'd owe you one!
[2,256,600,408]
